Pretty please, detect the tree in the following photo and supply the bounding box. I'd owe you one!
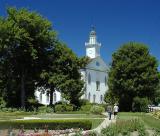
[40,42,89,108]
[108,42,160,111]
[0,8,56,108]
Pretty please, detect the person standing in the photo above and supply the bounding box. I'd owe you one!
[113,103,119,119]
[107,105,112,120]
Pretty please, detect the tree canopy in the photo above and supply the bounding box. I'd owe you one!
[108,42,160,111]
[40,42,89,108]
[0,7,88,109]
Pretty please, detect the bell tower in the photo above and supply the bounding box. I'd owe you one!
[85,26,101,58]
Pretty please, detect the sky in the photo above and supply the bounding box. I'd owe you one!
[0,0,160,70]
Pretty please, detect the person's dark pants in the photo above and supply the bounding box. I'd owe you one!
[108,112,112,120]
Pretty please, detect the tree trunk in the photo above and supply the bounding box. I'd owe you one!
[21,70,25,108]
[49,87,54,106]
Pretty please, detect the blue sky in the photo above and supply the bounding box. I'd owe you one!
[0,0,160,70]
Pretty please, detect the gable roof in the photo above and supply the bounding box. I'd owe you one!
[85,56,109,72]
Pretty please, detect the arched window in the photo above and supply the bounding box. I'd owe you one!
[88,73,91,84]
[100,95,103,103]
[39,92,42,102]
[96,81,100,91]
[93,94,96,103]
[88,92,91,101]
[54,93,57,103]
[105,76,107,86]
[46,92,49,103]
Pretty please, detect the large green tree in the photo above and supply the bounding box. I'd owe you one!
[40,42,89,107]
[0,8,56,108]
[108,42,160,111]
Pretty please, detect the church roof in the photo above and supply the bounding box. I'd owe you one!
[85,56,109,72]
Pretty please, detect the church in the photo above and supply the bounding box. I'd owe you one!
[35,28,109,104]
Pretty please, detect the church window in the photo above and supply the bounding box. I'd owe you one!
[96,61,100,66]
[96,81,100,91]
[53,93,57,103]
[88,92,91,101]
[39,92,42,102]
[46,92,49,103]
[88,73,91,84]
[100,95,103,103]
[93,94,96,103]
[105,76,107,86]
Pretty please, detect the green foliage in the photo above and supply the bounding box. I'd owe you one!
[101,119,147,136]
[40,41,89,107]
[55,104,65,112]
[55,104,74,112]
[38,106,54,113]
[0,97,6,109]
[65,104,74,111]
[0,7,56,108]
[90,105,105,115]
[132,97,150,112]
[0,119,92,130]
[104,91,118,105]
[79,99,90,106]
[80,104,92,112]
[108,42,160,111]
[0,7,89,109]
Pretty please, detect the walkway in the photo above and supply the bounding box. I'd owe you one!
[67,113,116,136]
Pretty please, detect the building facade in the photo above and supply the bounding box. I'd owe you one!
[35,28,108,104]
[81,28,109,103]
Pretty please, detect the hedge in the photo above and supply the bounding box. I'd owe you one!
[0,119,92,130]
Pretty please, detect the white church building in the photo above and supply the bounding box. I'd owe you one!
[35,28,109,104]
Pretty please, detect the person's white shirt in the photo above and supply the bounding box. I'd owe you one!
[114,105,119,112]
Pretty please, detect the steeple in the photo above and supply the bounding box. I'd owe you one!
[85,27,101,58]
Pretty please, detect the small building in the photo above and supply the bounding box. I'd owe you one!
[35,27,109,104]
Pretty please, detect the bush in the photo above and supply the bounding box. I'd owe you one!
[101,119,146,136]
[80,104,92,112]
[55,104,65,112]
[38,106,54,113]
[0,119,92,130]
[79,99,90,106]
[90,105,105,115]
[55,104,74,112]
[65,105,73,111]
[132,97,150,112]
[0,97,6,109]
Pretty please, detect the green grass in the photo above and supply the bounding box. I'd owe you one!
[0,111,105,121]
[91,119,104,129]
[0,111,104,130]
[118,112,160,130]
[0,111,35,120]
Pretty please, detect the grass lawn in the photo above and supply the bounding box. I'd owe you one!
[0,111,104,129]
[118,112,160,130]
[0,111,105,120]
[91,119,104,129]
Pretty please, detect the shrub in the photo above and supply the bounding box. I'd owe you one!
[132,97,150,112]
[0,119,92,130]
[65,104,74,111]
[0,97,6,109]
[79,99,90,106]
[101,119,146,136]
[38,106,54,113]
[90,105,105,115]
[80,104,92,112]
[54,104,66,112]
[55,104,74,112]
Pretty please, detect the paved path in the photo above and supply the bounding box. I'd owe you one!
[66,113,116,136]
